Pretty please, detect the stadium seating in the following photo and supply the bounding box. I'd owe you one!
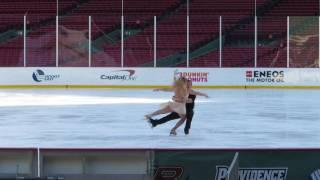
[264,0,318,16]
[0,0,318,67]
[257,16,287,67]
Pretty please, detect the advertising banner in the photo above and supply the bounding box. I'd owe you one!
[0,68,320,87]
[154,150,320,180]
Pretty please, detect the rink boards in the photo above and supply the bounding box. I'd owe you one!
[0,68,320,88]
[0,148,320,180]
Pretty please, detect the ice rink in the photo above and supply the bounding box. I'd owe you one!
[0,88,319,148]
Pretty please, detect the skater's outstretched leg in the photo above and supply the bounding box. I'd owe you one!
[149,112,180,128]
[145,106,171,119]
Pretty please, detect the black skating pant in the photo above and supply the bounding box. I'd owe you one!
[151,110,194,132]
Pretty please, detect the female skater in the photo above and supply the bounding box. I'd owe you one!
[145,77,189,135]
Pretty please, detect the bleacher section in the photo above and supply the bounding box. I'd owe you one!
[0,0,318,67]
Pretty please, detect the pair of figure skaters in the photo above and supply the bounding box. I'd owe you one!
[145,77,209,136]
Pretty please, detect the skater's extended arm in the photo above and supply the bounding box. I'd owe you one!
[189,89,209,98]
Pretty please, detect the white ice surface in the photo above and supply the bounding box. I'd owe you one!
[0,89,319,148]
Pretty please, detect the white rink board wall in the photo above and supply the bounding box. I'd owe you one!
[0,68,320,87]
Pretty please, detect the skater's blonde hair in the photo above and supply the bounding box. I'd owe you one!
[173,78,188,102]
